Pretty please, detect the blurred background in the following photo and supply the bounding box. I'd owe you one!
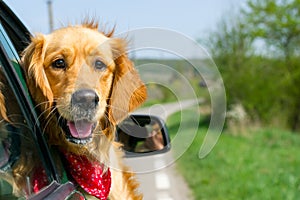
[5,0,300,199]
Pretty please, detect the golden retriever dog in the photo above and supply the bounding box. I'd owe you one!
[0,20,146,199]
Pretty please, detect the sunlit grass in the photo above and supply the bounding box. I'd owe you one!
[167,110,300,200]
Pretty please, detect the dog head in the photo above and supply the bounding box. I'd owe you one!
[21,22,147,150]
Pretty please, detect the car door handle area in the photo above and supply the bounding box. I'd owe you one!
[28,181,84,200]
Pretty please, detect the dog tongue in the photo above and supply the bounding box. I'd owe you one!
[67,120,93,139]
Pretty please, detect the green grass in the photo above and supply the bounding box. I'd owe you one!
[167,110,300,200]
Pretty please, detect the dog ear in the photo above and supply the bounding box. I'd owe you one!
[108,38,147,125]
[21,34,53,106]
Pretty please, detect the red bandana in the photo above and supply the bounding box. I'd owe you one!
[32,153,111,200]
[63,152,111,200]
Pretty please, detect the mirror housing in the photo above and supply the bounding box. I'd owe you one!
[116,114,171,157]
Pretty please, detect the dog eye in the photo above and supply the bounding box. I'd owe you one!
[52,59,66,69]
[95,60,107,71]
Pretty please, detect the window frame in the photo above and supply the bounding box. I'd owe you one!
[0,1,60,184]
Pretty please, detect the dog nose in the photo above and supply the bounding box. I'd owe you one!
[72,89,99,108]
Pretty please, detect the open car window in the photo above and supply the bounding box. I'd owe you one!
[0,22,53,199]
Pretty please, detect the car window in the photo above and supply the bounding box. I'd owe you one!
[0,23,52,199]
[0,1,30,54]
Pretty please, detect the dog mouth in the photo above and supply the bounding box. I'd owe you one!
[56,89,100,145]
[58,116,96,145]
[66,120,96,144]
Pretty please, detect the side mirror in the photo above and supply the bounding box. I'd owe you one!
[116,114,171,157]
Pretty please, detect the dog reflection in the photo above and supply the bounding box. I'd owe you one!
[135,123,164,152]
[119,122,164,153]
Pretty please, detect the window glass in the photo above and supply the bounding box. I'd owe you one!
[0,23,51,199]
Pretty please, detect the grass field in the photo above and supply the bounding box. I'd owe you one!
[167,110,300,200]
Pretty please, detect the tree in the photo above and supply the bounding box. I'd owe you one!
[204,17,253,70]
[244,0,300,130]
[244,0,300,67]
[202,0,300,131]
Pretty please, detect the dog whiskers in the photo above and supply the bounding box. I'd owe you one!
[32,99,58,110]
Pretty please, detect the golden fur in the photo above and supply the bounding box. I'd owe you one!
[0,21,146,199]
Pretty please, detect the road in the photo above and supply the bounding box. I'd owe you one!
[124,99,203,200]
[133,98,204,121]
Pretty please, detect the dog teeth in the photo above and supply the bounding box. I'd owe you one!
[67,137,92,145]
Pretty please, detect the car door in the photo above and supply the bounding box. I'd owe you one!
[0,6,88,198]
[0,22,57,199]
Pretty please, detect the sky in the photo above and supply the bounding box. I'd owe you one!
[5,0,247,38]
[4,0,247,58]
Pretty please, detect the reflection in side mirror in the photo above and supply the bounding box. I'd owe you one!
[116,115,171,157]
